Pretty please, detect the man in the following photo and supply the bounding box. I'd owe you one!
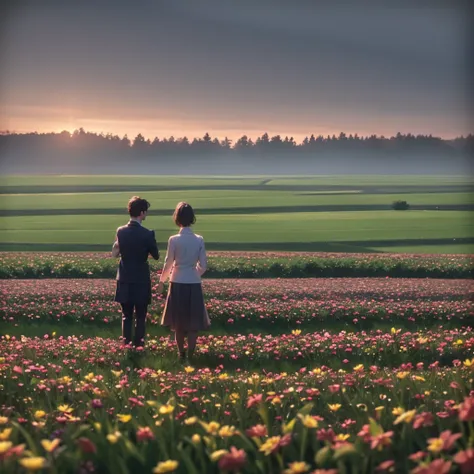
[112,196,159,347]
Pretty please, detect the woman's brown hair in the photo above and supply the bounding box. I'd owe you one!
[173,201,196,227]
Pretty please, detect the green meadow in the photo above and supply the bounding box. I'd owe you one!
[0,175,472,253]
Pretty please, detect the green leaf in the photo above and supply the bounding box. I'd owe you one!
[368,417,384,437]
[315,446,332,467]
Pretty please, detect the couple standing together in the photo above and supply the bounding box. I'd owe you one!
[112,196,210,362]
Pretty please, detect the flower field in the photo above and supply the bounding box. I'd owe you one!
[1,252,472,279]
[0,252,473,473]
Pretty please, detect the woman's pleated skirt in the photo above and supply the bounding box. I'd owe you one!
[161,282,210,332]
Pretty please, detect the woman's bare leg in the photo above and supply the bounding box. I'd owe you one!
[175,330,186,359]
[187,331,198,360]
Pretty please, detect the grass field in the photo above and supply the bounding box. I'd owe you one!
[0,175,472,253]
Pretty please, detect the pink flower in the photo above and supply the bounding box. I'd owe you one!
[412,412,433,429]
[411,459,451,474]
[328,384,340,393]
[91,399,103,409]
[376,460,395,472]
[317,428,336,442]
[454,449,474,474]
[247,394,263,409]
[459,396,474,421]
[218,447,247,472]
[245,424,267,437]
[136,426,155,442]
[409,451,426,462]
[77,437,97,454]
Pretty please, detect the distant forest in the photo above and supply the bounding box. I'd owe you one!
[0,129,472,174]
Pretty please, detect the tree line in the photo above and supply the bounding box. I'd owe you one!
[0,129,472,171]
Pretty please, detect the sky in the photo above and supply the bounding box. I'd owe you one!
[0,0,472,142]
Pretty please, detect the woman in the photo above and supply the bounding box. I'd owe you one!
[157,202,210,362]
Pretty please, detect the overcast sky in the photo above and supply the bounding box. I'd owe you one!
[1,0,471,141]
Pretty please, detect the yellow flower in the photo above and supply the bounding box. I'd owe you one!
[312,368,322,375]
[218,373,229,380]
[463,358,474,368]
[271,396,282,405]
[19,457,47,471]
[0,416,9,425]
[396,371,409,379]
[292,329,302,336]
[191,434,201,444]
[229,393,240,401]
[427,437,444,453]
[84,372,95,381]
[94,422,102,431]
[299,415,318,429]
[394,409,416,425]
[34,410,46,420]
[184,366,195,373]
[107,432,121,444]
[0,441,12,454]
[202,421,220,435]
[184,416,198,425]
[392,407,405,416]
[417,337,428,344]
[413,376,426,382]
[146,400,158,408]
[284,461,310,474]
[111,370,123,378]
[159,405,175,415]
[41,438,60,453]
[210,449,228,462]
[375,406,385,413]
[153,460,179,473]
[424,391,431,396]
[336,434,350,441]
[0,428,12,441]
[328,404,342,412]
[354,364,364,372]
[117,414,132,423]
[218,425,236,437]
[259,436,281,455]
[58,404,73,414]
[455,339,463,346]
[391,327,400,335]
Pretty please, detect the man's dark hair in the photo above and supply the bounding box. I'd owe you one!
[128,196,150,217]
[173,201,196,227]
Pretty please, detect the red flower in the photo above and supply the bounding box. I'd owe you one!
[454,449,474,474]
[77,437,97,454]
[328,384,340,393]
[218,446,247,472]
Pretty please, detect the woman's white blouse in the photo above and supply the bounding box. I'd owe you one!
[159,227,207,284]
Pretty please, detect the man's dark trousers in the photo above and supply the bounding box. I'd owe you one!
[114,220,159,347]
[121,301,147,347]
